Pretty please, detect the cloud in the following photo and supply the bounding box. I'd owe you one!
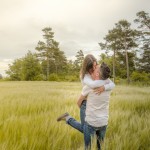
[0,0,150,76]
[0,59,13,76]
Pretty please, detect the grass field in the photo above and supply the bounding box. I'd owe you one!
[0,81,150,150]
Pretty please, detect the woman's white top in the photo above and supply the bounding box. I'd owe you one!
[82,73,115,90]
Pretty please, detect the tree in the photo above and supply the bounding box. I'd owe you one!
[53,49,67,74]
[139,44,150,73]
[134,11,150,29]
[100,20,138,84]
[115,20,138,84]
[74,50,84,72]
[6,58,23,80]
[99,28,121,82]
[117,51,136,78]
[66,60,74,75]
[6,51,42,81]
[36,27,60,80]
[21,51,42,80]
[134,11,150,73]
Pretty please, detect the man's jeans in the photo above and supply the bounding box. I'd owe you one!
[66,100,86,133]
[84,122,107,150]
[66,100,107,150]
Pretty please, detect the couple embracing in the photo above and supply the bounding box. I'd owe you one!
[57,54,115,150]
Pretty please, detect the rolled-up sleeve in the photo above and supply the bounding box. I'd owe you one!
[81,86,91,97]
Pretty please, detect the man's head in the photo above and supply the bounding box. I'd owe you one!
[92,65,100,80]
[99,62,111,80]
[92,62,111,80]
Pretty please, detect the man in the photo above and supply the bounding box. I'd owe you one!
[82,63,113,150]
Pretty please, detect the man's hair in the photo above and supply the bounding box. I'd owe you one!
[100,62,111,80]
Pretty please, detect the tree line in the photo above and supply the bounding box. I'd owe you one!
[4,11,150,84]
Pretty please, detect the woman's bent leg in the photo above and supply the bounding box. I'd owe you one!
[66,100,86,133]
[66,118,83,133]
[80,100,86,131]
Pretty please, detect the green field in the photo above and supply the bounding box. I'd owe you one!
[0,81,150,150]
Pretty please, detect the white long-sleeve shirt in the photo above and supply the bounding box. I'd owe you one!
[82,73,115,91]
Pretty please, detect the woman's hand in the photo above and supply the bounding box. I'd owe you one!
[94,85,105,95]
[77,99,82,108]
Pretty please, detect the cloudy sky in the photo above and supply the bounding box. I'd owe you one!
[0,0,150,76]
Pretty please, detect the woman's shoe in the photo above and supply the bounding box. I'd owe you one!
[57,112,69,122]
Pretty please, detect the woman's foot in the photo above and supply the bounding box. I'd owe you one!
[57,112,69,121]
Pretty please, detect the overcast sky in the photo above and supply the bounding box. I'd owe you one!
[0,0,150,76]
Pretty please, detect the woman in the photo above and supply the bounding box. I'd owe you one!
[57,54,99,132]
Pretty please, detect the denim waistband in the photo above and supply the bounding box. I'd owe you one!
[85,121,107,130]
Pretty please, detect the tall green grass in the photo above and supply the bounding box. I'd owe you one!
[0,82,150,150]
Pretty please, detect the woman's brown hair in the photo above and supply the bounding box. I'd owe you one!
[80,54,97,79]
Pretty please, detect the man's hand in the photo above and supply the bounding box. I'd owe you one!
[94,85,105,95]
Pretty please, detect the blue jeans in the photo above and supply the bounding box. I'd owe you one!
[84,122,107,150]
[67,100,86,133]
[67,100,106,150]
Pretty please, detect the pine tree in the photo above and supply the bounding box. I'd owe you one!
[36,27,60,80]
[134,11,150,73]
[99,28,121,82]
[74,50,84,72]
[99,20,138,84]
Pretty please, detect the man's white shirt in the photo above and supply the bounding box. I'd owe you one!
[81,74,115,127]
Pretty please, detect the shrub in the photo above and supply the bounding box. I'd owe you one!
[64,75,79,82]
[48,73,59,81]
[131,71,149,82]
[33,74,44,81]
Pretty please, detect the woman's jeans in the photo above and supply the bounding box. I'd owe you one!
[84,122,107,150]
[66,100,86,133]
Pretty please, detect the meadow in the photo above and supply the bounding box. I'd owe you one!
[0,81,150,150]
